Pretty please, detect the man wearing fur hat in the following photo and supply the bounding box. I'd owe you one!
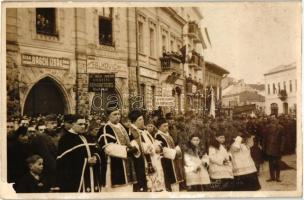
[128,110,166,192]
[98,105,139,192]
[128,110,148,192]
[155,118,183,192]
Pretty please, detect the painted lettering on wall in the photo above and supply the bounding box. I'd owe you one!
[21,54,70,69]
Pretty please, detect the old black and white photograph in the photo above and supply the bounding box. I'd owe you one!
[0,1,302,198]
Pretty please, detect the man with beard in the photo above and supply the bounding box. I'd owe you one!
[98,106,139,192]
[56,115,101,192]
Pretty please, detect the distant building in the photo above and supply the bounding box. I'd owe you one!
[221,78,265,116]
[222,91,265,108]
[203,61,229,115]
[221,76,235,89]
[264,63,297,116]
[222,79,265,96]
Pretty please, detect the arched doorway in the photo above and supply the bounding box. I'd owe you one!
[23,77,68,116]
[270,103,278,116]
[283,102,288,114]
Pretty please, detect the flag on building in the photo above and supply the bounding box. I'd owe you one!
[209,86,215,117]
[179,45,186,64]
[205,27,212,47]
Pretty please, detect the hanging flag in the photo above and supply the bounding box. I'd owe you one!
[205,27,212,47]
[199,28,207,49]
[209,86,215,117]
[179,45,186,64]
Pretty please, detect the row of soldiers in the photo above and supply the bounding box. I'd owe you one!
[6,108,296,193]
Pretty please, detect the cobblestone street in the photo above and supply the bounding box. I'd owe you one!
[259,154,297,191]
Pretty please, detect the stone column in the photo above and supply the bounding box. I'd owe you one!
[127,8,139,100]
[74,8,89,115]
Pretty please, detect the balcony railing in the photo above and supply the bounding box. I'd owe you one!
[160,52,182,74]
[188,50,203,71]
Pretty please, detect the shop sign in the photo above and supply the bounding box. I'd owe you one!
[155,96,175,107]
[21,54,70,69]
[88,73,115,92]
[87,56,127,77]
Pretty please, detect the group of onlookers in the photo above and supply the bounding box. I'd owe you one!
[6,109,296,193]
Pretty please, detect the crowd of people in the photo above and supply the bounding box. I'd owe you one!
[6,107,297,193]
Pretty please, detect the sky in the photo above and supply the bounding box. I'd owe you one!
[200,2,301,84]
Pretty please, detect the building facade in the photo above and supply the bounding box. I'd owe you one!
[7,8,132,117]
[221,78,265,117]
[6,7,228,117]
[264,63,297,116]
[134,8,186,114]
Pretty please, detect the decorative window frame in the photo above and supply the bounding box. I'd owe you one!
[137,12,147,55]
[30,8,62,43]
[95,8,116,50]
[148,19,157,58]
[160,26,169,53]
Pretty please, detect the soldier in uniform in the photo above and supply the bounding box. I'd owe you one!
[98,106,139,192]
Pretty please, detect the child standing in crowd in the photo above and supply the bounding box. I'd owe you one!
[184,134,210,191]
[15,155,50,193]
[230,134,261,191]
[208,130,234,191]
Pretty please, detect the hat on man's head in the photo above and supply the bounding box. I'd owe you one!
[215,126,225,137]
[242,131,251,140]
[15,126,28,136]
[152,109,162,118]
[64,114,77,124]
[128,110,143,123]
[105,101,120,117]
[63,114,84,124]
[165,112,174,120]
[45,114,57,122]
[156,117,168,128]
[145,118,155,126]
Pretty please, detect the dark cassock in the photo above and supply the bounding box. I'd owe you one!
[56,128,101,192]
[98,121,138,192]
[155,119,183,192]
[128,124,148,192]
[130,124,166,192]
